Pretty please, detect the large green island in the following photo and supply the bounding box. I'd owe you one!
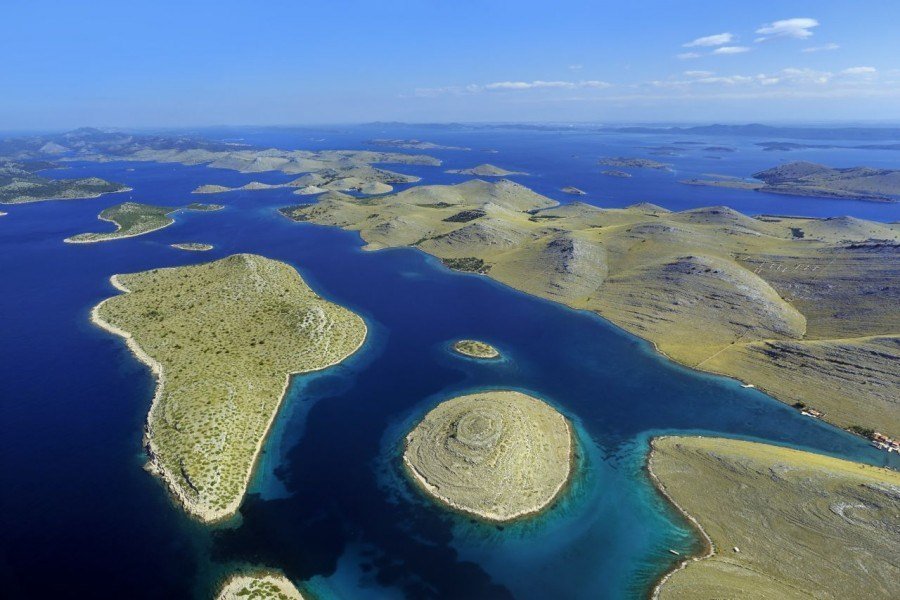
[649,436,900,599]
[403,390,574,522]
[92,254,367,522]
[66,201,223,243]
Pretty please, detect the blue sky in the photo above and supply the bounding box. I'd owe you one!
[3,0,899,128]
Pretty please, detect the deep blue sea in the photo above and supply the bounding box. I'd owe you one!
[1,125,898,599]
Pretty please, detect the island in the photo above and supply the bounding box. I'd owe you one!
[403,390,573,522]
[367,138,470,151]
[171,243,213,252]
[65,201,221,243]
[452,339,500,359]
[649,436,900,599]
[192,165,419,196]
[446,164,528,177]
[91,254,367,521]
[280,180,900,440]
[217,571,303,600]
[560,186,586,195]
[598,157,672,171]
[0,160,129,204]
[601,170,632,178]
[681,161,900,202]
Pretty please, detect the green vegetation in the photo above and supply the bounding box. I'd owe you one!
[403,390,573,522]
[0,161,129,204]
[281,180,900,438]
[217,572,303,600]
[649,436,900,599]
[440,257,490,273]
[93,254,366,521]
[66,201,222,243]
[452,339,500,359]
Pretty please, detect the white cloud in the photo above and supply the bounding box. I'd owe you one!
[677,52,701,60]
[755,18,819,42]
[684,70,715,78]
[483,80,610,90]
[713,46,751,55]
[684,32,734,47]
[802,43,839,53]
[568,64,583,70]
[841,66,877,75]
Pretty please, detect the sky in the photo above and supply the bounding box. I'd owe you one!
[3,0,900,129]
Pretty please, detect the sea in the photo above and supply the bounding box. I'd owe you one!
[1,124,898,599]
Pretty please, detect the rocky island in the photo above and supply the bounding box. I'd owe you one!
[65,201,221,243]
[217,571,303,600]
[171,242,213,252]
[560,186,587,195]
[650,436,900,599]
[682,161,900,202]
[598,157,672,171]
[367,138,470,151]
[446,164,527,177]
[452,339,500,359]
[91,254,367,521]
[601,169,633,178]
[403,390,573,522]
[280,180,900,440]
[0,160,129,204]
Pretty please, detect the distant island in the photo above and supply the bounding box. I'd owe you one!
[367,138,470,151]
[757,141,900,152]
[446,164,527,177]
[193,165,421,197]
[403,390,573,522]
[601,170,632,178]
[598,157,672,171]
[171,242,213,252]
[92,254,367,522]
[0,160,129,205]
[682,161,900,202]
[452,339,500,359]
[65,202,222,243]
[280,179,900,440]
[650,436,900,599]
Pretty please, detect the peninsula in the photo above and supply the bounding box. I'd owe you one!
[649,436,900,599]
[280,180,900,439]
[0,160,129,204]
[65,202,222,243]
[682,161,900,202]
[92,254,367,521]
[217,572,303,600]
[403,390,573,522]
[452,339,500,359]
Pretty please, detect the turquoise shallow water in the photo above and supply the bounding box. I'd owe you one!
[0,126,897,599]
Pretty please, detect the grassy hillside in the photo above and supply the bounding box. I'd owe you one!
[281,180,900,438]
[649,436,900,599]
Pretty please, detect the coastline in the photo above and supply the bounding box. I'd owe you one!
[644,436,715,600]
[91,271,369,523]
[1,185,132,206]
[401,416,576,523]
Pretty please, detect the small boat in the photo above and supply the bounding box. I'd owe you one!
[741,383,755,389]
[668,549,680,556]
